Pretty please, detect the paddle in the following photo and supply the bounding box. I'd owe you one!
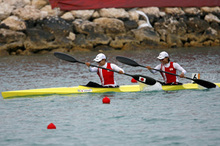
[54,52,156,85]
[116,56,216,88]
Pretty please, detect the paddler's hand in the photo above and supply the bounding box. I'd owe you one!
[179,73,185,78]
[146,66,152,70]
[85,62,90,67]
[118,70,124,74]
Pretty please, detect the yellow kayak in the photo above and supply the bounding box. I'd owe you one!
[1,83,220,99]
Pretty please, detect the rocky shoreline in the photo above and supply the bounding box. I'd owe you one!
[0,0,219,56]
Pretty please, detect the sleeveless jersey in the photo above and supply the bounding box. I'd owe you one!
[97,63,115,86]
[160,62,177,84]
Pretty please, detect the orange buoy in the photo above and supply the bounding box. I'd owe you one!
[102,96,110,104]
[47,123,56,129]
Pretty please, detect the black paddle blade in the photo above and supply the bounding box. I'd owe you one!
[193,79,216,88]
[116,56,140,67]
[132,75,156,85]
[54,52,78,63]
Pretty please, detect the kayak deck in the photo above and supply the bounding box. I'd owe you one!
[1,85,141,99]
[1,83,220,99]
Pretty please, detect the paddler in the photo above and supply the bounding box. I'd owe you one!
[146,51,186,85]
[85,53,124,87]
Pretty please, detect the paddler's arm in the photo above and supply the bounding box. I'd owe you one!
[146,65,159,74]
[173,63,186,78]
[111,64,124,74]
[85,62,98,72]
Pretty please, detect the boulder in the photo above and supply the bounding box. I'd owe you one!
[13,5,46,20]
[186,17,209,33]
[72,19,104,34]
[138,7,161,18]
[164,7,185,15]
[71,10,94,20]
[0,3,14,20]
[204,13,220,23]
[99,8,129,19]
[1,16,26,31]
[0,29,26,54]
[31,0,48,9]
[94,17,126,37]
[131,27,160,44]
[110,34,135,48]
[87,33,112,46]
[73,34,93,48]
[183,7,201,16]
[24,17,73,51]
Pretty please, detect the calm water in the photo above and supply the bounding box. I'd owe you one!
[0,47,220,146]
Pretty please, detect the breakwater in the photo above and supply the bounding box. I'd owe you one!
[0,0,219,56]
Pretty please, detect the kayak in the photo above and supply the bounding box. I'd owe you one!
[2,83,220,99]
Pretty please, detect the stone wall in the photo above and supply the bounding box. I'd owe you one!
[0,0,219,56]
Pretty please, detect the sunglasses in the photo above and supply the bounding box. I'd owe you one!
[159,57,167,61]
[97,60,102,63]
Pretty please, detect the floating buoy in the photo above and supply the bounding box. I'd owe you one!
[131,78,137,83]
[102,96,110,104]
[47,123,56,129]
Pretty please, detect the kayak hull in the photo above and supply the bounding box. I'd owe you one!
[1,85,141,99]
[2,83,220,99]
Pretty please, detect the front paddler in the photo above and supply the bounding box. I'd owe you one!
[85,53,124,87]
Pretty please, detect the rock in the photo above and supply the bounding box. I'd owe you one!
[13,5,46,20]
[5,0,31,8]
[67,32,75,41]
[124,20,138,31]
[73,19,104,34]
[201,27,218,42]
[183,7,201,16]
[204,13,220,23]
[201,7,220,14]
[110,35,135,48]
[1,16,26,31]
[166,34,183,47]
[0,49,9,56]
[87,33,112,46]
[186,17,209,33]
[131,27,160,43]
[32,0,48,9]
[73,34,93,48]
[0,3,14,20]
[61,12,75,20]
[138,7,161,18]
[128,10,139,21]
[164,7,185,15]
[0,29,26,54]
[94,45,115,51]
[24,17,73,51]
[41,5,63,17]
[99,8,129,19]
[167,18,187,35]
[71,10,94,20]
[94,17,126,36]
[92,11,100,19]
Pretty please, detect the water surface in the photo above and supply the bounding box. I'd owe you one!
[0,47,220,146]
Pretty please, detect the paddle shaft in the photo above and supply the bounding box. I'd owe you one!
[77,61,132,77]
[54,52,156,85]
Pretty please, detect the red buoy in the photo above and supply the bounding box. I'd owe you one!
[102,96,110,104]
[131,78,137,83]
[47,123,56,129]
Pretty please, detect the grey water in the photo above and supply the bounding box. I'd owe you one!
[0,47,220,146]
